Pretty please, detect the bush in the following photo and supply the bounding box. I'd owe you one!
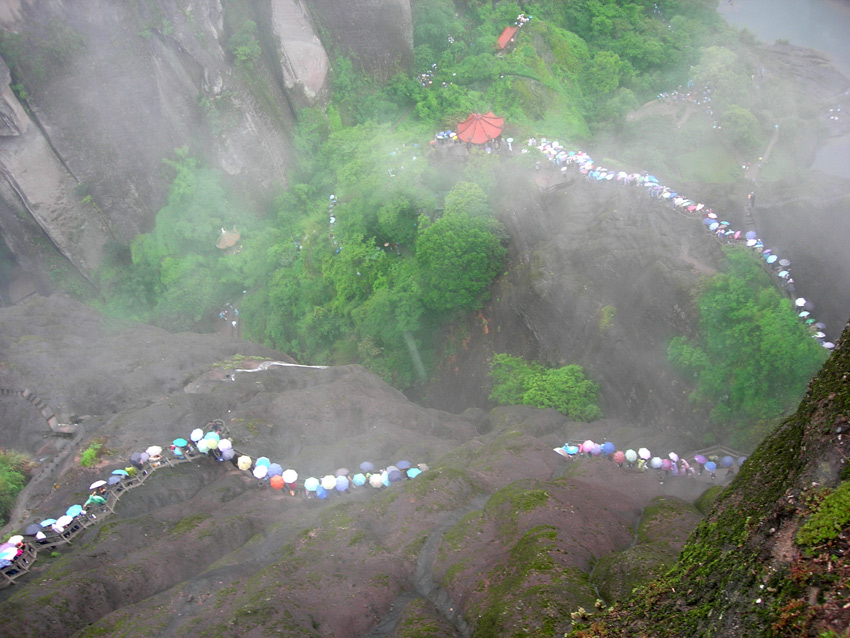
[0,450,33,526]
[79,442,103,468]
[489,354,602,422]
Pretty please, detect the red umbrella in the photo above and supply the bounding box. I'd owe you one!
[456,111,504,144]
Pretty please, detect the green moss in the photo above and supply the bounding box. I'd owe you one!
[170,513,211,535]
[693,485,724,516]
[797,480,850,547]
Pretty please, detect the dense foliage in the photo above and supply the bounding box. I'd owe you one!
[93,0,731,388]
[668,247,828,449]
[0,450,32,526]
[489,354,602,421]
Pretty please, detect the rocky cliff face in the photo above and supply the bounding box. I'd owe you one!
[0,294,720,638]
[0,0,412,286]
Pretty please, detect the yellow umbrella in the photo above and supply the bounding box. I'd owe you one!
[237,455,252,471]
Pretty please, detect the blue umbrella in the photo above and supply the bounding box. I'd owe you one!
[601,442,615,455]
[352,473,367,487]
[745,231,757,240]
[107,475,122,485]
[388,469,403,482]
[40,518,57,527]
[255,457,270,467]
[646,175,659,183]
[705,461,717,472]
[396,460,412,470]
[766,254,778,264]
[737,456,748,466]
[172,438,188,448]
[360,461,374,473]
[565,444,580,455]
[112,469,129,476]
[721,456,734,468]
[66,504,84,517]
[316,486,328,500]
[406,468,422,479]
[335,476,350,492]
[702,217,714,226]
[267,463,283,477]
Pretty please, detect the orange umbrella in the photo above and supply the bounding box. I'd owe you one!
[456,111,504,144]
[270,475,285,490]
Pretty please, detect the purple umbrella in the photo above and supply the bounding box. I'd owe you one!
[745,230,757,240]
[721,456,734,468]
[694,454,707,465]
[360,461,374,473]
[396,460,412,470]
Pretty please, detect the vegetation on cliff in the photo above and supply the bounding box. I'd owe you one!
[570,324,849,637]
[668,247,828,450]
[488,354,602,421]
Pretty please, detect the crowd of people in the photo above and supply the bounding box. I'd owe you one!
[524,139,835,349]
[1,419,429,588]
[554,439,745,483]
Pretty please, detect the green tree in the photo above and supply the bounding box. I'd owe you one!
[722,104,761,155]
[489,354,602,422]
[229,20,261,67]
[581,50,623,97]
[668,247,828,448]
[415,212,507,312]
[444,181,490,218]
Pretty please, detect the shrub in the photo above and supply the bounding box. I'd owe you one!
[80,442,103,468]
[489,354,602,422]
[797,480,850,548]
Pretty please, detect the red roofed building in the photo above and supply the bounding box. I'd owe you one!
[497,25,518,50]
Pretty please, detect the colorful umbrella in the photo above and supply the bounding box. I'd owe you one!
[694,455,707,465]
[613,451,626,464]
[112,469,129,476]
[304,477,319,492]
[321,475,336,490]
[270,476,285,490]
[601,442,616,455]
[335,476,350,492]
[650,457,663,469]
[237,455,252,471]
[360,461,374,472]
[705,461,717,472]
[638,448,651,460]
[267,463,283,477]
[407,468,422,479]
[625,449,638,463]
[255,457,270,467]
[352,473,367,487]
[172,438,188,448]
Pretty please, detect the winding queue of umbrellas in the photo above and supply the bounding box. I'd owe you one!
[553,439,746,480]
[528,139,835,350]
[9,422,429,550]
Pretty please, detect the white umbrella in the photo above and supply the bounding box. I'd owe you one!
[190,428,204,442]
[369,473,384,488]
[282,469,298,484]
[89,480,107,490]
[253,465,268,479]
[321,475,336,490]
[638,447,651,460]
[146,445,162,457]
[795,298,807,307]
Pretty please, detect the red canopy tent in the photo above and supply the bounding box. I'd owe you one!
[497,25,518,50]
[456,111,504,145]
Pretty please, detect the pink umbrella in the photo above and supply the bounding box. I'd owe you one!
[733,231,741,239]
[694,454,707,465]
[613,451,626,465]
